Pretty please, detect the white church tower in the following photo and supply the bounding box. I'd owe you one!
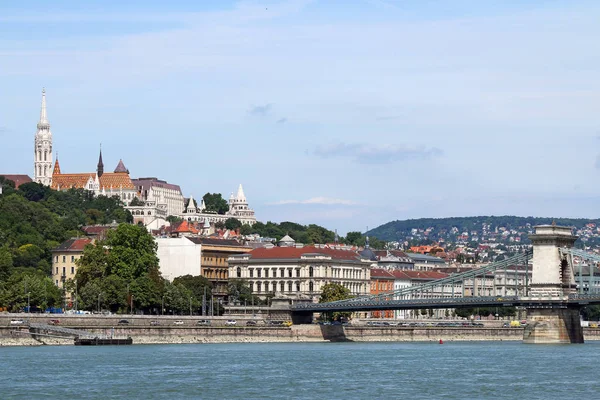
[34,88,53,186]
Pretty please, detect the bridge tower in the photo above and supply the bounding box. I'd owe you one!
[525,224,583,343]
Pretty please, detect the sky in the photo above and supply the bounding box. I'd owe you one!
[1,0,600,234]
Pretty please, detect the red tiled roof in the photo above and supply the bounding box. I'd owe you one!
[0,174,32,188]
[52,238,94,252]
[248,245,363,261]
[370,268,395,279]
[51,171,135,190]
[172,220,199,234]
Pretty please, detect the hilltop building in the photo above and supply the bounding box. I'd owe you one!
[132,177,184,218]
[180,184,257,226]
[50,150,138,206]
[34,89,53,185]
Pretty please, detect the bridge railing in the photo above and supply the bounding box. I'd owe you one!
[325,252,531,307]
[559,248,600,295]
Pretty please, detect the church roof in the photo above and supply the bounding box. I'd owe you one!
[53,158,61,175]
[114,159,129,173]
[278,234,295,243]
[51,172,135,190]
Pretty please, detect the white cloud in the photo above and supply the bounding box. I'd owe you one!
[269,197,358,206]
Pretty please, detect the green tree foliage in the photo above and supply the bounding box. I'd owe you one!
[0,269,62,311]
[239,224,253,235]
[202,193,229,214]
[225,217,242,230]
[227,279,264,305]
[345,231,362,245]
[247,221,339,245]
[76,224,163,313]
[319,282,353,321]
[166,215,183,224]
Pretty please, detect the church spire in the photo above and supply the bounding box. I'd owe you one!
[53,155,61,175]
[37,88,50,130]
[97,145,104,178]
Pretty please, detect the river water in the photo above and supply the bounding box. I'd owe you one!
[1,341,599,399]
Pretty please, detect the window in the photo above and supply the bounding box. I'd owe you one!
[54,256,58,263]
[288,281,292,292]
[309,266,314,278]
[280,282,285,292]
[265,269,269,278]
[257,269,261,278]
[296,269,300,278]
[237,267,241,278]
[62,256,66,263]
[257,282,262,292]
[249,269,254,278]
[71,256,75,262]
[309,282,314,292]
[62,267,66,275]
[296,282,300,292]
[288,269,292,278]
[71,267,74,274]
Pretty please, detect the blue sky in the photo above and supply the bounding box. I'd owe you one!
[1,0,600,234]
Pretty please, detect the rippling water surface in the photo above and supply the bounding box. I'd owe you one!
[1,341,599,399]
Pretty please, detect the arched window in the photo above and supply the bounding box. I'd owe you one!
[309,282,314,292]
[38,165,42,176]
[147,211,151,215]
[236,267,241,278]
[44,151,47,161]
[309,266,313,278]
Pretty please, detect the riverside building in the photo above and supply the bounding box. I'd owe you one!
[228,239,371,302]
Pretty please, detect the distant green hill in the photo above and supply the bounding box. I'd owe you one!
[367,216,600,247]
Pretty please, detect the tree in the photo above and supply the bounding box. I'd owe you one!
[0,247,13,281]
[227,279,263,305]
[166,215,182,224]
[202,193,229,214]
[76,223,162,313]
[239,224,253,235]
[129,197,145,206]
[345,231,363,245]
[224,218,242,230]
[319,282,353,321]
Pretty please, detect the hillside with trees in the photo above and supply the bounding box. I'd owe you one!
[0,178,132,311]
[368,216,600,248]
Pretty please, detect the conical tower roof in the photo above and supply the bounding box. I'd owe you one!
[37,88,50,131]
[236,184,246,202]
[53,157,61,175]
[114,159,129,173]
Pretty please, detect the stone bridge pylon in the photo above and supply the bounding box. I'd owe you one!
[524,224,583,344]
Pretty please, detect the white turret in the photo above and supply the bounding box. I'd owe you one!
[34,88,53,186]
[236,184,246,203]
[187,195,196,212]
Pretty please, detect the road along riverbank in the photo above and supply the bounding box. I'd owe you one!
[2,314,600,346]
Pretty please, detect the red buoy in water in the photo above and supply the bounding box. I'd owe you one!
[439,339,444,344]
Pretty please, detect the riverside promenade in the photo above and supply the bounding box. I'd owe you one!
[2,314,600,346]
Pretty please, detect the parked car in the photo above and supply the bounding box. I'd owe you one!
[225,320,237,326]
[118,319,130,325]
[174,320,184,325]
[197,319,211,326]
[48,319,60,325]
[10,319,24,326]
[246,320,257,326]
[150,320,160,326]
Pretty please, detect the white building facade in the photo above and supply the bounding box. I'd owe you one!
[180,184,257,226]
[155,237,202,281]
[228,245,371,301]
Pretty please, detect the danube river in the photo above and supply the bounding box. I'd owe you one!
[1,342,599,399]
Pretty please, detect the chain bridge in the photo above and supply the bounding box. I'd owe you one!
[291,224,600,343]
